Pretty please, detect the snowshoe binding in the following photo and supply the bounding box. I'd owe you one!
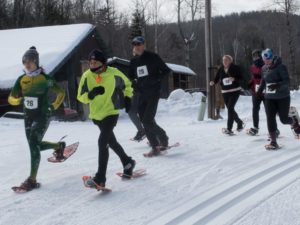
[12,177,41,193]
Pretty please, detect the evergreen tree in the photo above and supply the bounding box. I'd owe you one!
[130,8,144,40]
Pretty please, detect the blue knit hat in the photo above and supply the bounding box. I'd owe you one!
[262,48,273,60]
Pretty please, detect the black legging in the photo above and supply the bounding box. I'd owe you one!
[138,93,168,148]
[252,95,265,129]
[93,115,131,184]
[223,91,243,130]
[128,91,144,132]
[265,96,293,133]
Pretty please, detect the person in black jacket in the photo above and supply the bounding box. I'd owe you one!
[257,48,300,150]
[210,55,244,135]
[129,36,171,156]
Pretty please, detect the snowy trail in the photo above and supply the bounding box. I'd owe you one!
[1,94,300,225]
[147,146,300,225]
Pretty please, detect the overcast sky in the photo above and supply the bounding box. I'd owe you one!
[116,0,271,22]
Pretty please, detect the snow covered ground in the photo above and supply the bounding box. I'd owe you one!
[1,90,300,225]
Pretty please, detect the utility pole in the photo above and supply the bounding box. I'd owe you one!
[154,0,158,53]
[205,0,215,119]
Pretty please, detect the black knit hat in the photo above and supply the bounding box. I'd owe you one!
[22,46,39,66]
[88,49,107,64]
[252,49,262,58]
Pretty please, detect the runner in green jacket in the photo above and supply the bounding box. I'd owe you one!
[8,46,66,191]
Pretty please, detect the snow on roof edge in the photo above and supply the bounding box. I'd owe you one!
[107,57,197,76]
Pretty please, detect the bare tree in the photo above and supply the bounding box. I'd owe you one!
[232,37,239,64]
[273,0,300,88]
[177,0,204,67]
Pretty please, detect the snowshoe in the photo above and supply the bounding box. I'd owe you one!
[122,159,136,179]
[82,176,111,192]
[48,142,79,163]
[247,127,259,136]
[116,169,146,179]
[156,142,180,151]
[12,177,41,193]
[53,141,66,160]
[143,148,161,158]
[237,121,246,132]
[292,126,300,139]
[265,142,281,150]
[131,130,146,142]
[222,128,235,136]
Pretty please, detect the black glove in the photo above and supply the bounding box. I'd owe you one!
[268,83,280,91]
[124,97,131,113]
[88,86,105,100]
[131,79,138,90]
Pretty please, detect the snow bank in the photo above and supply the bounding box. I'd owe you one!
[0,24,94,89]
[157,89,204,117]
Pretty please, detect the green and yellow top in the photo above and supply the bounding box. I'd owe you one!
[8,71,65,116]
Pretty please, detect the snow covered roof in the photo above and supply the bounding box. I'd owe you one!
[166,63,196,76]
[0,23,95,89]
[108,57,197,76]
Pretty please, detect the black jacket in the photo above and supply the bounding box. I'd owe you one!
[214,63,242,92]
[129,50,171,96]
[258,57,290,99]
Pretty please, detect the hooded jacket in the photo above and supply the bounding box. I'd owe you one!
[258,57,290,99]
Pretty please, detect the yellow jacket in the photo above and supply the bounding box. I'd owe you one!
[77,66,133,121]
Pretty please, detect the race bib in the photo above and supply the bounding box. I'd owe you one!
[137,65,149,78]
[24,97,38,109]
[255,84,260,93]
[222,78,233,86]
[266,83,276,94]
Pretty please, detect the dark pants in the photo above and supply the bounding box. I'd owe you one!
[265,96,293,134]
[252,95,265,129]
[25,115,59,179]
[93,115,131,184]
[223,91,243,130]
[138,94,168,148]
[128,92,144,132]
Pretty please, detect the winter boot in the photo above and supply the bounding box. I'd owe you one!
[291,116,300,136]
[158,135,169,151]
[275,129,280,138]
[53,141,66,160]
[83,176,106,189]
[247,127,259,136]
[19,177,40,191]
[144,147,161,157]
[265,141,280,150]
[237,121,245,132]
[132,130,146,142]
[222,128,234,136]
[122,159,136,178]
